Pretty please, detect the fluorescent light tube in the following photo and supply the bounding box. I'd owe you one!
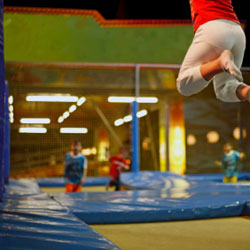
[114,119,124,126]
[137,109,148,118]
[20,118,51,124]
[19,127,47,133]
[69,105,77,113]
[26,95,78,102]
[123,115,132,122]
[108,96,158,103]
[77,97,86,106]
[60,127,88,134]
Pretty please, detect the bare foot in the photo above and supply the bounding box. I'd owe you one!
[220,50,243,82]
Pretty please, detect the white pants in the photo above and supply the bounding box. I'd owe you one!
[177,19,247,102]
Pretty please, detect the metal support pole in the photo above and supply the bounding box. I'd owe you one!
[90,99,123,147]
[132,64,140,173]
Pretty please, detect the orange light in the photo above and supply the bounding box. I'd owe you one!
[169,101,186,175]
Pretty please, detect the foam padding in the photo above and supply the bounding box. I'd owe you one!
[0,179,121,250]
[36,176,110,187]
[52,172,250,224]
[121,171,250,189]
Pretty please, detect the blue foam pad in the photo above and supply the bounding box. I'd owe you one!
[242,202,250,216]
[52,175,250,224]
[121,171,250,190]
[6,179,42,197]
[36,176,109,187]
[0,180,120,250]
[186,172,250,182]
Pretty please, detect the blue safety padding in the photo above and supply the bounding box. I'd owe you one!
[241,202,250,216]
[0,0,4,202]
[121,171,250,189]
[0,179,121,250]
[4,81,10,185]
[52,177,250,224]
[121,171,187,190]
[186,172,250,182]
[5,179,42,197]
[36,176,110,187]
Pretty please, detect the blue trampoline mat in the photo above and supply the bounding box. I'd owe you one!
[37,176,110,187]
[2,171,250,249]
[0,179,120,250]
[50,171,250,224]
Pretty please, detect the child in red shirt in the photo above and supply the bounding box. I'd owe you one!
[177,0,250,103]
[106,149,129,191]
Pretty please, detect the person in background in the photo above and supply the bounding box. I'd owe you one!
[106,148,130,191]
[64,139,87,192]
[215,142,245,183]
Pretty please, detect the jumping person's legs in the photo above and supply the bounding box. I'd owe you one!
[177,36,218,96]
[213,22,250,102]
[177,19,250,102]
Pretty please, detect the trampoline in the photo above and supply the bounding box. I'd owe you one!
[1,171,250,249]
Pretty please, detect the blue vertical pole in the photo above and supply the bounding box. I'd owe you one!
[132,101,139,173]
[4,81,10,185]
[132,65,140,173]
[0,0,5,201]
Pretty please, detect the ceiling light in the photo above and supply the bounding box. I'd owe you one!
[137,109,148,118]
[19,127,47,133]
[69,104,77,113]
[26,95,78,102]
[123,115,132,122]
[136,97,158,103]
[9,105,14,112]
[63,111,70,119]
[108,96,158,103]
[58,116,64,123]
[77,97,86,106]
[8,96,13,105]
[20,118,51,124]
[114,119,124,126]
[108,96,135,103]
[60,127,88,134]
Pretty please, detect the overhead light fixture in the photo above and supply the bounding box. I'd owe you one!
[108,97,135,103]
[26,94,78,102]
[108,96,158,103]
[60,127,88,134]
[114,109,148,126]
[58,116,64,123]
[114,119,124,127]
[63,111,70,119]
[8,96,13,105]
[136,109,148,118]
[19,127,47,133]
[69,104,77,113]
[77,97,86,106]
[123,115,132,122]
[137,97,158,103]
[20,118,51,124]
[9,105,14,112]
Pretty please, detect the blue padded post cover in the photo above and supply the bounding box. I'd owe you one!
[0,0,5,201]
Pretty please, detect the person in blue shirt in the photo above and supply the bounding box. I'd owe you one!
[215,142,245,183]
[64,139,87,192]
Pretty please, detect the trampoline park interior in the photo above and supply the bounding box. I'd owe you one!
[1,5,250,250]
